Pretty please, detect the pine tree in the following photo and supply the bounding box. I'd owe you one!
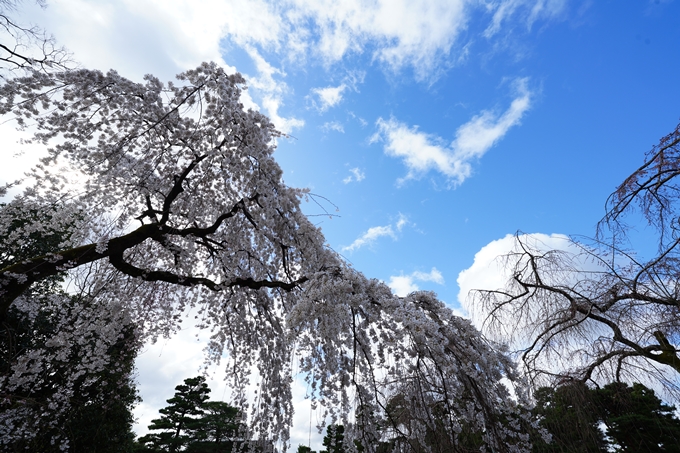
[187,401,243,453]
[137,376,212,452]
[594,382,680,452]
[530,382,607,453]
[320,424,344,453]
[530,381,680,453]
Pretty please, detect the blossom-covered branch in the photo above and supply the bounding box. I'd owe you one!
[0,63,530,451]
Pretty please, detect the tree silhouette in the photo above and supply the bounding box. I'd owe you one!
[474,120,680,396]
[530,381,680,452]
[0,202,138,452]
[137,376,212,452]
[595,382,680,452]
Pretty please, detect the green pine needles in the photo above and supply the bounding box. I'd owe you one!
[136,376,245,453]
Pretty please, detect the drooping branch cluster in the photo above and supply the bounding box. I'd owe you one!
[0,0,69,79]
[468,119,680,398]
[475,235,680,388]
[604,120,680,241]
[0,63,529,452]
[0,63,320,321]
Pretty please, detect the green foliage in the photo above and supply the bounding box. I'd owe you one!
[187,401,242,453]
[136,376,244,453]
[594,382,680,452]
[0,202,139,452]
[320,424,344,453]
[531,382,606,453]
[530,381,680,453]
[138,376,212,452]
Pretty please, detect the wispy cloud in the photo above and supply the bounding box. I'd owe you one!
[322,121,345,133]
[246,47,304,133]
[343,167,365,184]
[388,267,445,297]
[371,78,532,186]
[310,71,365,112]
[348,111,368,127]
[342,225,396,252]
[216,0,563,81]
[18,0,545,136]
[342,213,409,252]
[484,0,567,38]
[312,85,347,111]
[286,0,468,80]
[395,212,409,231]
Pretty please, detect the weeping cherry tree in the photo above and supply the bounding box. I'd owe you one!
[0,63,530,452]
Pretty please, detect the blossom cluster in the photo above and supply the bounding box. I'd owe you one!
[0,63,530,451]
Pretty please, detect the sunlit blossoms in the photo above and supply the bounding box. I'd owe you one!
[0,63,529,451]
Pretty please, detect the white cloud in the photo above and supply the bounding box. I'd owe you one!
[286,0,469,80]
[388,267,445,297]
[456,233,573,319]
[395,212,409,231]
[220,0,285,49]
[14,0,303,133]
[387,275,419,297]
[245,47,305,133]
[322,121,345,134]
[12,1,545,135]
[310,71,364,112]
[208,0,563,81]
[312,84,348,111]
[371,78,532,186]
[413,268,445,284]
[156,0,554,82]
[484,0,567,38]
[527,0,567,28]
[342,167,365,183]
[342,213,410,252]
[342,225,396,252]
[14,0,238,81]
[348,112,369,127]
[484,0,520,38]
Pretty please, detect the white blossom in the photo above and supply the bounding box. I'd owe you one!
[0,63,530,452]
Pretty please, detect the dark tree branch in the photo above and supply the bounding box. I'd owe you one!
[0,193,306,323]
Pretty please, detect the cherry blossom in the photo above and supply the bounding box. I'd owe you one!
[0,63,530,451]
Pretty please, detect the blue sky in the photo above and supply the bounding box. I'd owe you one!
[4,0,680,449]
[229,0,680,306]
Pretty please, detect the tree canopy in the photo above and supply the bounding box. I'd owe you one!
[530,381,680,452]
[136,376,244,453]
[0,59,530,451]
[470,119,680,396]
[5,3,680,453]
[0,201,138,451]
